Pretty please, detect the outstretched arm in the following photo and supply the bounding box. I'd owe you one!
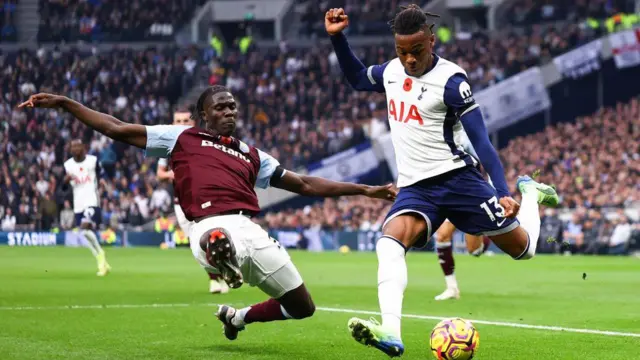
[326,8,387,92]
[254,149,396,200]
[274,169,395,200]
[20,93,147,149]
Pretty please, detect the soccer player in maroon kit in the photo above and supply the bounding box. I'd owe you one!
[20,86,397,342]
[156,105,229,294]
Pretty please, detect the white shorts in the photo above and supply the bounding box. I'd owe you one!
[189,214,303,299]
[174,204,192,235]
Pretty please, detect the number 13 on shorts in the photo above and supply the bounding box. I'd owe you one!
[480,196,506,223]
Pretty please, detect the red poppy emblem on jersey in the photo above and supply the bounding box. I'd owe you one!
[403,78,413,92]
[79,167,83,171]
[220,136,232,145]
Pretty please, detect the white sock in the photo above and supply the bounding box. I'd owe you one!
[82,230,103,258]
[376,236,407,339]
[444,274,458,289]
[515,191,540,260]
[232,307,250,327]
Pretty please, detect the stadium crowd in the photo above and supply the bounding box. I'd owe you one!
[37,0,206,42]
[0,45,200,231]
[504,0,634,26]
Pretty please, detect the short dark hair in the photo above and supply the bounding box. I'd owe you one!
[389,4,440,35]
[196,85,231,118]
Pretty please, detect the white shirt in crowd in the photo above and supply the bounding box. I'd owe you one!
[1,214,16,231]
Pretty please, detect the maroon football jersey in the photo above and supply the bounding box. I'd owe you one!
[168,128,263,221]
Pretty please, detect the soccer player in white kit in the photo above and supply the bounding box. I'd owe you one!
[327,5,560,356]
[63,139,111,276]
[156,107,229,294]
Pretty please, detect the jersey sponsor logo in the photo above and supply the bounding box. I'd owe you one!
[201,140,251,163]
[388,99,424,125]
[459,81,474,104]
[388,80,396,84]
[72,174,93,185]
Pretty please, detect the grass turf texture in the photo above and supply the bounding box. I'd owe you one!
[0,247,638,360]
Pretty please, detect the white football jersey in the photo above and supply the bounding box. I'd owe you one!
[372,56,479,187]
[64,155,100,213]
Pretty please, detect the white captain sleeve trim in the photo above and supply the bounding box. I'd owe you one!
[460,103,479,117]
[145,125,191,158]
[367,66,377,85]
[256,149,281,189]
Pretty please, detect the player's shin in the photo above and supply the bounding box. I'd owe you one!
[231,298,290,327]
[376,236,407,339]
[82,230,104,258]
[514,191,540,260]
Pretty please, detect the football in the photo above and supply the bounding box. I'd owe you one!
[430,318,479,360]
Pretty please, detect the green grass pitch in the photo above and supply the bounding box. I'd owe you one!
[0,246,639,359]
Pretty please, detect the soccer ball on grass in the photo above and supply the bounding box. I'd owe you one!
[430,318,479,360]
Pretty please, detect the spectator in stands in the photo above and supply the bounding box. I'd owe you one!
[59,200,74,230]
[538,208,563,253]
[609,215,632,255]
[563,213,585,254]
[1,207,16,231]
[15,203,33,230]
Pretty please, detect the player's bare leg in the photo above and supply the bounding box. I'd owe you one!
[217,284,315,340]
[466,234,491,257]
[434,221,459,301]
[489,175,559,259]
[348,213,427,357]
[80,222,110,276]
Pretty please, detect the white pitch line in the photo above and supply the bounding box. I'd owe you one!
[317,306,640,338]
[1,303,638,338]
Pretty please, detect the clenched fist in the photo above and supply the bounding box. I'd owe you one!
[325,8,349,35]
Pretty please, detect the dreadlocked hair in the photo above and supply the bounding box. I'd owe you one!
[388,4,440,35]
[196,85,231,118]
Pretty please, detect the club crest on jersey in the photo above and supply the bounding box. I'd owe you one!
[388,99,424,125]
[418,85,428,100]
[459,81,474,103]
[403,78,413,92]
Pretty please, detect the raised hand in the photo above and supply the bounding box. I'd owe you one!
[325,8,349,35]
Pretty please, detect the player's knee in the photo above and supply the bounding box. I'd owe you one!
[286,297,315,319]
[512,240,535,260]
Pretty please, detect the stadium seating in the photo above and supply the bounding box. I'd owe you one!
[37,0,206,42]
[504,0,634,26]
[300,0,432,37]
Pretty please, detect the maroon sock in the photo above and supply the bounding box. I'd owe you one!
[482,236,491,254]
[207,272,221,281]
[243,298,287,324]
[436,242,455,276]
